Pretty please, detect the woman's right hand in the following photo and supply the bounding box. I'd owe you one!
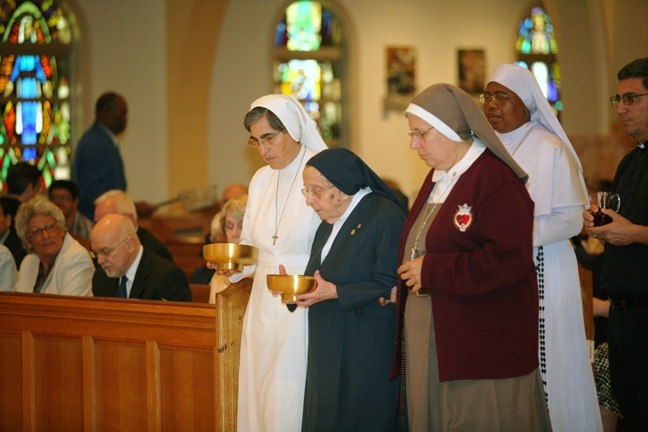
[206,262,236,278]
[397,257,424,293]
[268,264,288,298]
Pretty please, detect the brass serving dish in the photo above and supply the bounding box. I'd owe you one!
[203,243,258,271]
[267,274,317,303]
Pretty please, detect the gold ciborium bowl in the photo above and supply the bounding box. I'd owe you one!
[203,243,258,272]
[267,274,317,303]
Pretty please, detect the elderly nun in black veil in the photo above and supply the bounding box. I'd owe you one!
[295,148,406,432]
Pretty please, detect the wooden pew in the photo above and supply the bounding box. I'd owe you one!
[0,277,252,432]
[139,213,214,282]
[166,236,207,282]
[190,283,211,303]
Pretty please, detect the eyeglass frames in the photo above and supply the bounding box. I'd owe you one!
[408,126,434,139]
[93,237,129,259]
[609,92,648,108]
[247,131,282,149]
[28,222,59,239]
[478,92,510,105]
[301,185,334,197]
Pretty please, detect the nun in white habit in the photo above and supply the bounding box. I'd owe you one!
[484,64,602,432]
[231,94,327,432]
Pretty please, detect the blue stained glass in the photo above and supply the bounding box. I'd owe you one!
[516,7,558,55]
[516,7,562,119]
[274,1,343,145]
[547,81,558,101]
[0,0,73,189]
[286,1,321,51]
[278,59,321,101]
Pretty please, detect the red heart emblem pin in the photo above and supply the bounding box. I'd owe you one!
[456,214,470,226]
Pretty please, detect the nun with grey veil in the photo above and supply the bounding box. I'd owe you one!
[392,83,552,431]
[296,148,406,431]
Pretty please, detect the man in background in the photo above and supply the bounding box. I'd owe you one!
[221,183,248,204]
[0,196,25,268]
[48,179,94,249]
[94,190,172,262]
[72,92,136,220]
[91,213,190,301]
[584,57,648,430]
[6,162,41,202]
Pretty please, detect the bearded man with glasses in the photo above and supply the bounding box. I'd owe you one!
[90,213,191,302]
[13,196,94,296]
[584,57,648,430]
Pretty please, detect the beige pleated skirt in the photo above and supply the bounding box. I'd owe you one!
[404,293,553,432]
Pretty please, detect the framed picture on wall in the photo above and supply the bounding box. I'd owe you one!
[458,49,486,94]
[384,46,416,112]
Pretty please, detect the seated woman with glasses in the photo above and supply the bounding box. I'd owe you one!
[482,64,602,431]
[14,196,94,296]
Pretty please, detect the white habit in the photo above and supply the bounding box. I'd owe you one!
[236,144,321,432]
[498,122,602,432]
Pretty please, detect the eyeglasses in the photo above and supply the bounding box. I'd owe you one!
[93,237,129,259]
[609,92,648,108]
[50,194,72,203]
[478,92,509,105]
[301,185,334,197]
[28,222,59,239]
[408,126,434,139]
[247,131,281,149]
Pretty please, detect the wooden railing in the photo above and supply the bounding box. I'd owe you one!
[0,277,252,432]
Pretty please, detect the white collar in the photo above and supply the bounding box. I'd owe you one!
[432,139,486,183]
[429,139,486,203]
[124,245,144,285]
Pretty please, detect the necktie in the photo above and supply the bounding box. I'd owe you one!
[118,276,128,298]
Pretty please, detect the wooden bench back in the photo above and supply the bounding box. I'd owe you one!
[0,276,252,431]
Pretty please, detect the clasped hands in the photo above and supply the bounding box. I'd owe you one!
[583,205,636,246]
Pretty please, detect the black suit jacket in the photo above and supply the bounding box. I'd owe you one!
[3,229,26,269]
[92,248,191,301]
[137,226,173,262]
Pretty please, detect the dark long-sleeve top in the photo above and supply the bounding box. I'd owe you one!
[602,147,648,295]
[303,192,403,432]
[392,149,539,382]
[72,122,127,219]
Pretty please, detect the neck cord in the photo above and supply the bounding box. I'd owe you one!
[410,180,452,260]
[273,148,306,246]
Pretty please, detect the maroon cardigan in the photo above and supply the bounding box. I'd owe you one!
[391,149,539,382]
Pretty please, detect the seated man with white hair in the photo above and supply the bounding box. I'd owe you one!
[94,190,173,261]
[91,214,191,301]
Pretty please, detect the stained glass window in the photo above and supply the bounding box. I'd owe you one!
[274,1,345,147]
[515,6,563,116]
[0,0,73,190]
